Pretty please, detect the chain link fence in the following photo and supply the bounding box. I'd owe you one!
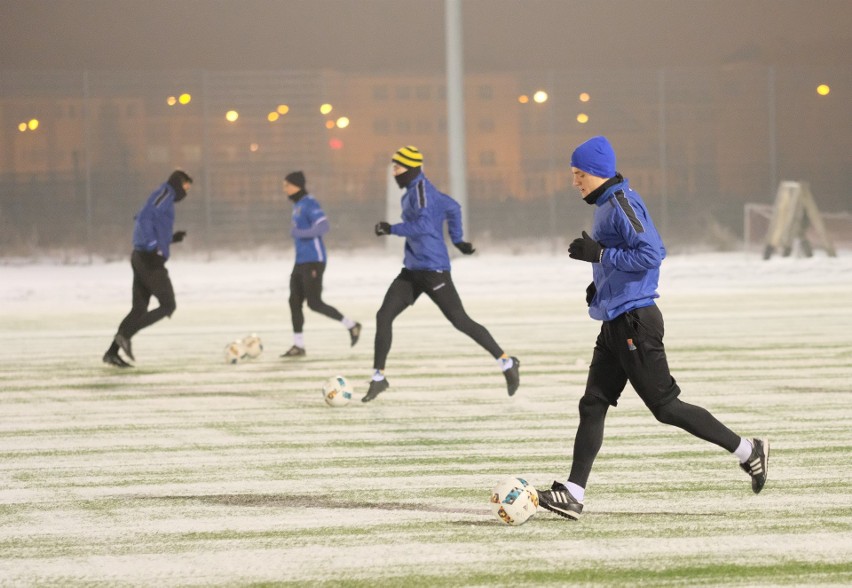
[1,66,849,258]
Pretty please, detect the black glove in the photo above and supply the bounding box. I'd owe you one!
[171,230,187,243]
[375,221,392,236]
[454,241,476,255]
[568,231,603,263]
[585,281,596,306]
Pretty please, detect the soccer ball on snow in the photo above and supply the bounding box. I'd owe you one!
[490,477,538,526]
[224,340,247,364]
[322,375,353,407]
[241,334,264,359]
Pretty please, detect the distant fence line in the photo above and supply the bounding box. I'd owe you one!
[0,66,849,257]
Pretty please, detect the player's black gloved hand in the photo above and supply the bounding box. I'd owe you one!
[585,281,596,306]
[454,241,476,255]
[172,230,187,243]
[568,231,603,263]
[375,222,392,236]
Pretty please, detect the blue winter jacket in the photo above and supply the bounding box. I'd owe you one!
[291,193,329,264]
[132,182,177,260]
[588,177,665,321]
[390,172,464,272]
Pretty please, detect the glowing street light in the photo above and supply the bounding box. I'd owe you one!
[579,92,590,102]
[533,90,548,104]
[17,122,27,132]
[335,116,350,129]
[320,103,333,115]
[576,113,589,124]
[817,84,831,96]
[249,143,259,152]
[178,93,191,105]
[166,96,177,106]
[225,110,239,122]
[518,95,530,104]
[277,104,290,115]
[28,119,39,131]
[268,112,280,122]
[324,120,335,129]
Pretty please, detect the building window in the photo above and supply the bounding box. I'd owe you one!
[373,85,389,100]
[415,85,431,100]
[416,119,432,133]
[396,86,411,100]
[373,119,390,135]
[396,119,411,133]
[479,151,496,166]
[478,118,495,132]
[478,85,493,100]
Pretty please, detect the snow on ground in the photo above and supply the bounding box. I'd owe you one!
[0,249,850,586]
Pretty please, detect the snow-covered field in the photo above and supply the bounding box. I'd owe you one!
[1,249,851,586]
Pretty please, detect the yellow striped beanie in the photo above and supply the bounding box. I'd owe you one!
[392,145,423,169]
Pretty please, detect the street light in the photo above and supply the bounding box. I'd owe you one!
[166,96,177,106]
[225,110,239,122]
[533,90,548,104]
[336,116,350,129]
[178,93,191,105]
[577,113,589,124]
[27,119,39,131]
[518,95,530,104]
[579,92,590,102]
[277,104,290,115]
[320,103,333,115]
[816,84,830,96]
[268,112,280,122]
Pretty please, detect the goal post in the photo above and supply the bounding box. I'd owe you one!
[744,181,848,258]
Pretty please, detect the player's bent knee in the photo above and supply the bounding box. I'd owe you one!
[650,398,681,425]
[578,394,608,420]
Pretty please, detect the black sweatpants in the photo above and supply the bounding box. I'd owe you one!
[117,250,176,340]
[289,262,344,333]
[569,304,741,488]
[373,268,504,370]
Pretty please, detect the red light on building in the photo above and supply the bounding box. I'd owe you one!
[329,138,343,150]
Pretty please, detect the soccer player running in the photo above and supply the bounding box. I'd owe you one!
[102,170,192,367]
[363,146,520,402]
[537,136,769,520]
[280,171,361,357]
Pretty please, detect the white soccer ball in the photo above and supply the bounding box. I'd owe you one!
[224,340,247,364]
[490,477,538,526]
[241,334,264,359]
[322,375,353,407]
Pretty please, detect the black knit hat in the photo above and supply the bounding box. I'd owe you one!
[285,170,306,190]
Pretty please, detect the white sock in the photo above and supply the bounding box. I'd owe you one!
[566,481,585,502]
[341,318,356,329]
[734,437,753,463]
[372,370,385,382]
[498,356,513,371]
[293,333,305,349]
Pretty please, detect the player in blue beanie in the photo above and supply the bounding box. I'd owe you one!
[537,136,769,521]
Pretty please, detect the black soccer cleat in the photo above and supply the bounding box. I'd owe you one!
[349,322,362,347]
[280,345,306,358]
[114,334,134,361]
[740,437,769,494]
[103,350,132,368]
[537,481,583,520]
[362,378,389,403]
[503,356,520,396]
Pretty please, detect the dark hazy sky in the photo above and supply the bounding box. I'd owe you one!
[2,0,850,72]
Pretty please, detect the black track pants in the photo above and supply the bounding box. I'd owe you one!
[117,250,176,340]
[289,262,344,333]
[568,304,741,488]
[373,268,503,370]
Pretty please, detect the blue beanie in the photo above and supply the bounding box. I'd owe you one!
[570,136,616,178]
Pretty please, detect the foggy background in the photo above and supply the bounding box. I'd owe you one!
[1,0,850,257]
